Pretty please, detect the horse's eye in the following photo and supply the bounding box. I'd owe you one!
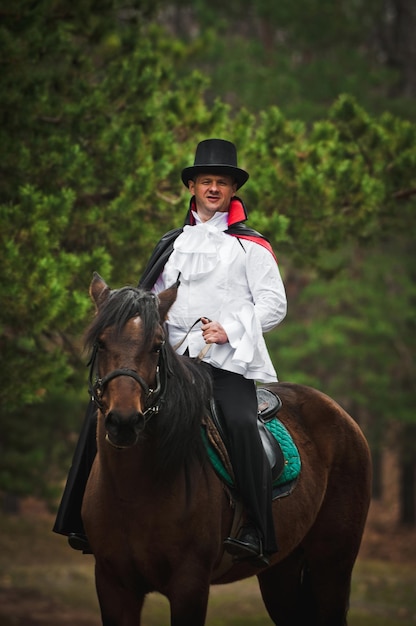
[153,340,165,354]
[96,339,106,351]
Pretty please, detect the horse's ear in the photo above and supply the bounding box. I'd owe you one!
[157,281,179,322]
[90,272,110,309]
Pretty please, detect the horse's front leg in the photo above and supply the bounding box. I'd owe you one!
[167,563,211,626]
[95,562,145,626]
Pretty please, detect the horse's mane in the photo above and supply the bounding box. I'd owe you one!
[155,345,212,482]
[85,286,160,351]
[85,286,212,483]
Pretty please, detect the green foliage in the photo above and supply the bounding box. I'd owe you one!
[1,0,415,501]
[0,389,86,500]
[0,1,233,498]
[168,0,415,120]
[238,96,416,268]
[268,238,416,449]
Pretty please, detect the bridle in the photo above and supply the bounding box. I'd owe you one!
[87,315,207,424]
[87,340,168,422]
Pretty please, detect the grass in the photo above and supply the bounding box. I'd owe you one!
[1,511,415,625]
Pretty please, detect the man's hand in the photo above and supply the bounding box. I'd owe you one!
[201,317,228,345]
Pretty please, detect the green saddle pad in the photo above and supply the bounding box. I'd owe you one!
[202,417,301,489]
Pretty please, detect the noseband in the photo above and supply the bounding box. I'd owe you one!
[88,341,166,421]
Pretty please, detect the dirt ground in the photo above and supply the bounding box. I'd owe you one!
[359,499,416,564]
[1,497,415,626]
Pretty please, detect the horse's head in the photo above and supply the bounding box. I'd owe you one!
[86,272,178,449]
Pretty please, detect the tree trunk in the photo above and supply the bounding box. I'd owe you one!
[395,0,416,96]
[382,0,416,96]
[399,423,416,525]
[2,493,21,514]
[371,448,382,500]
[399,459,416,524]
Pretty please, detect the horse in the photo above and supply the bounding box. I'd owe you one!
[81,272,372,626]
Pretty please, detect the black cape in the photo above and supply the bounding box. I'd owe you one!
[138,196,275,290]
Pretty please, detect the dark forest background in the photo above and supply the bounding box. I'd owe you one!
[1,0,415,524]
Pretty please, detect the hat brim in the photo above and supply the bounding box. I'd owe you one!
[181,165,249,190]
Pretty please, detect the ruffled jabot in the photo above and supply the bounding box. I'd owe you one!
[168,212,229,280]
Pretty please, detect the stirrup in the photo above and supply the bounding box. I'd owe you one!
[68,533,92,554]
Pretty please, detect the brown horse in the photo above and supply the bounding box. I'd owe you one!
[82,273,372,626]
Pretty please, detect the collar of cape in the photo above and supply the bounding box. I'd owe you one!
[138,196,276,290]
[186,196,276,258]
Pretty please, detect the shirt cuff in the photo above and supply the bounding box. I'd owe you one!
[222,319,244,347]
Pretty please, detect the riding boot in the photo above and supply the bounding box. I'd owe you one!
[52,400,97,548]
[224,522,270,567]
[207,367,278,561]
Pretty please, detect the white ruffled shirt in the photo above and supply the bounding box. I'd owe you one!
[152,211,287,382]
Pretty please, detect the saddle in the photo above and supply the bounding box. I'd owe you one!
[208,388,285,483]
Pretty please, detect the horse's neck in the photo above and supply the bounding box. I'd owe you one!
[94,410,208,503]
[98,449,151,500]
[96,420,177,490]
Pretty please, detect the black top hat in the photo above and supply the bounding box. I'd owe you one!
[181,139,249,189]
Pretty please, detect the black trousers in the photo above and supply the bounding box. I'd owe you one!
[206,365,277,554]
[53,367,277,554]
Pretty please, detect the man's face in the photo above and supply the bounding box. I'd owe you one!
[188,173,237,222]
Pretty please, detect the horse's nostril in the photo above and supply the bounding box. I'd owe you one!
[105,410,144,448]
[105,411,120,435]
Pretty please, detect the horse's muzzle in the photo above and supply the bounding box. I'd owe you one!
[104,410,144,449]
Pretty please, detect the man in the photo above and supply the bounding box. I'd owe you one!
[53,138,287,566]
